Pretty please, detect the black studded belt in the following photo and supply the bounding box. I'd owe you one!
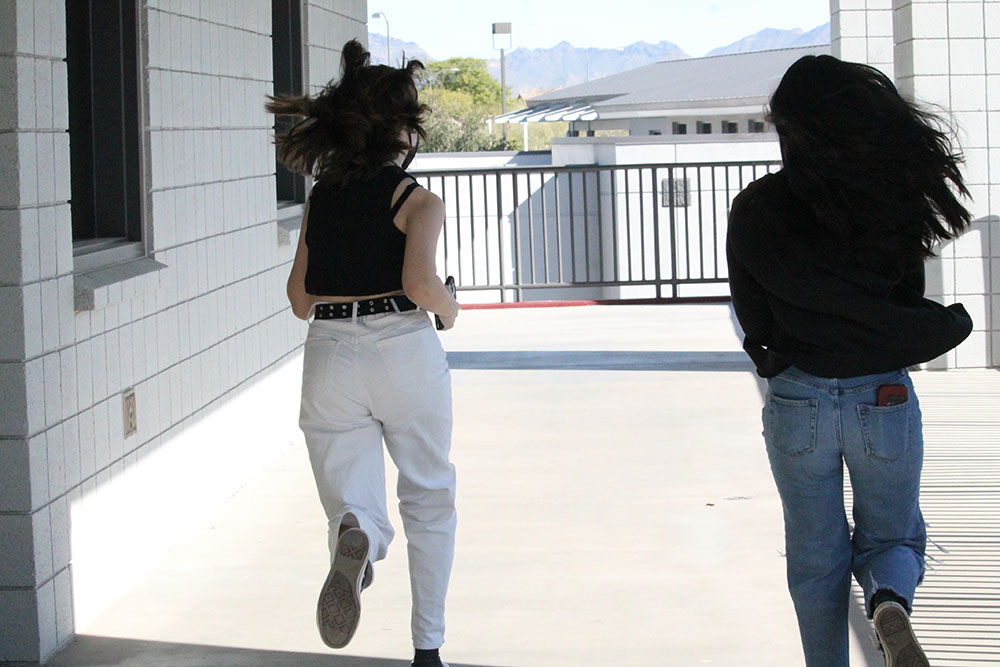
[312,295,419,320]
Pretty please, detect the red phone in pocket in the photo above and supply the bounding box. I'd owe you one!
[877,384,908,406]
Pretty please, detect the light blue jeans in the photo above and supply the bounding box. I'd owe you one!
[763,367,926,667]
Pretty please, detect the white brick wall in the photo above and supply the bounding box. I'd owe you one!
[0,1,366,661]
[892,1,999,369]
[831,0,895,77]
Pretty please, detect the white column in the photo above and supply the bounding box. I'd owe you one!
[894,0,997,368]
[830,0,895,77]
[0,0,74,661]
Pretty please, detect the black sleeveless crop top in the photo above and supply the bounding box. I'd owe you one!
[304,165,419,296]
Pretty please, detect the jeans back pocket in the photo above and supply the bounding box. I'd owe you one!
[374,325,448,392]
[857,402,910,461]
[764,394,819,456]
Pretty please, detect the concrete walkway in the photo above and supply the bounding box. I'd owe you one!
[46,305,998,666]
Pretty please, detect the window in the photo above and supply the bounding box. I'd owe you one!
[721,121,738,134]
[748,119,766,133]
[696,121,712,135]
[648,130,662,136]
[672,122,687,135]
[272,0,306,206]
[66,0,143,255]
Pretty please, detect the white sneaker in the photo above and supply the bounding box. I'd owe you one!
[316,528,370,648]
[873,601,929,667]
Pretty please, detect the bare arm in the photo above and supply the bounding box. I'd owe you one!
[398,188,460,327]
[287,200,315,320]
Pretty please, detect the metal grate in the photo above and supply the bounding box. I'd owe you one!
[846,370,1000,664]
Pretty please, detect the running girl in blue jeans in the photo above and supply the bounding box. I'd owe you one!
[727,55,973,667]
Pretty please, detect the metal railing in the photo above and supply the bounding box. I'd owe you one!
[413,160,782,302]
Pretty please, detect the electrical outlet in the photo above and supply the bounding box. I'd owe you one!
[123,388,138,438]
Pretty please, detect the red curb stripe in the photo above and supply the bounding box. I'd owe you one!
[459,296,732,310]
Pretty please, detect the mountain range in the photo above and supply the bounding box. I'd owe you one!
[368,23,830,97]
[706,24,831,56]
[368,32,431,66]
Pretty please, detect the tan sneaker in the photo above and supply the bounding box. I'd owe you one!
[316,528,370,648]
[873,601,929,667]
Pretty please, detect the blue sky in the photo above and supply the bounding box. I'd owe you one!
[366,0,832,59]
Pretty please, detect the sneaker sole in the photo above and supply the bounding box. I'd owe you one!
[317,528,369,649]
[873,602,929,667]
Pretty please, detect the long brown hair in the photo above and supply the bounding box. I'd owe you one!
[266,40,428,184]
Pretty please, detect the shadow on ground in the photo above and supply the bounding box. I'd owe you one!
[446,350,754,371]
[45,635,509,667]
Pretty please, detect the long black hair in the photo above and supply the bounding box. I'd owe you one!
[266,40,428,184]
[767,55,970,267]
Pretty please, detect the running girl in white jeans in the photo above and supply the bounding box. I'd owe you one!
[267,39,459,667]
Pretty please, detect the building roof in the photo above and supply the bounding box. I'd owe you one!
[496,44,830,123]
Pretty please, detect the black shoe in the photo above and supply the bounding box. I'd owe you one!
[412,647,448,667]
[873,601,929,667]
[316,528,370,648]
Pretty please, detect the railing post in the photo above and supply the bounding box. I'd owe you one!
[527,172,536,284]
[469,173,476,286]
[624,169,632,281]
[582,170,590,283]
[454,174,462,285]
[568,171,577,281]
[495,171,505,303]
[611,167,619,283]
[540,172,549,284]
[554,172,563,283]
[651,167,661,297]
[512,173,521,302]
[667,167,678,299]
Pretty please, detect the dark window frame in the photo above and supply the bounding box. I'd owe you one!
[748,119,766,133]
[721,120,739,134]
[272,0,306,207]
[696,121,713,135]
[66,0,144,247]
[671,122,687,135]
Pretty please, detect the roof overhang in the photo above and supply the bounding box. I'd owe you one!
[494,102,598,124]
[495,101,768,125]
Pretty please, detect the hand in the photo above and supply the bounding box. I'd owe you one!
[436,308,458,331]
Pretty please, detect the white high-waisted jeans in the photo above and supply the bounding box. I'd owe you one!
[299,309,456,650]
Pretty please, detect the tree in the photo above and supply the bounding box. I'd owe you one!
[419,58,507,153]
[426,58,502,107]
[420,89,504,153]
[420,57,569,153]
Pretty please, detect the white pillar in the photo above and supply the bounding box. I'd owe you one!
[830,0,895,77]
[892,0,998,368]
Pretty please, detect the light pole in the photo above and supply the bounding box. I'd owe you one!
[492,22,511,148]
[371,11,390,65]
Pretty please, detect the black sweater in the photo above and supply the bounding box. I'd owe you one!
[726,171,972,379]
